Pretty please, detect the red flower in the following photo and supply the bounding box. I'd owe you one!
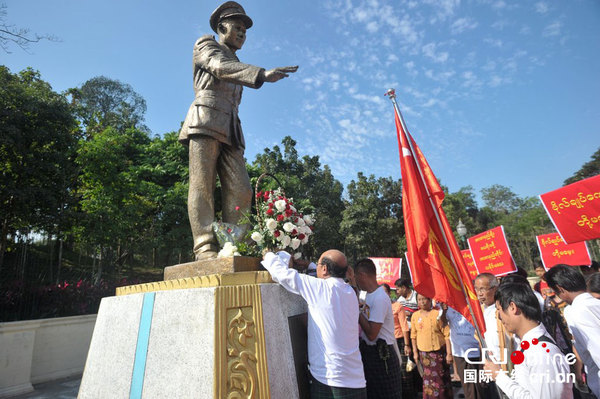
[274,230,281,237]
[256,191,263,198]
[268,202,274,208]
[266,209,274,216]
[285,209,293,217]
[291,229,297,235]
[277,214,284,222]
[235,206,240,211]
[286,204,290,210]
[298,234,306,240]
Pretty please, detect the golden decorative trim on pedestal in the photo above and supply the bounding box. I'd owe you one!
[215,285,270,398]
[115,271,273,296]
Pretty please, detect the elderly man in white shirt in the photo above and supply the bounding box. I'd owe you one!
[545,264,600,398]
[262,250,367,398]
[484,282,573,399]
[474,273,502,362]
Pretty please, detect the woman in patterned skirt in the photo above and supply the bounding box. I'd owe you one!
[411,294,453,399]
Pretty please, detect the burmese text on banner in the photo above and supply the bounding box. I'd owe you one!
[370,257,402,286]
[467,225,517,277]
[461,249,479,280]
[539,174,600,243]
[394,108,485,334]
[536,233,591,270]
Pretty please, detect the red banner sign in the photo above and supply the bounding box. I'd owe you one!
[536,232,592,270]
[539,174,600,244]
[370,257,402,286]
[467,226,517,277]
[461,249,479,280]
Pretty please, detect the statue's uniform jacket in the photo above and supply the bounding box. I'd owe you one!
[179,34,261,257]
[179,34,264,149]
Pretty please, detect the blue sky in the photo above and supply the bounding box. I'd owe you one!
[3,0,599,202]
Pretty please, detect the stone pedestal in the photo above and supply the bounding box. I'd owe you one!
[78,270,308,399]
[163,256,263,280]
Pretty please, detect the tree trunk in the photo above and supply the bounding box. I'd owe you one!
[48,233,54,282]
[56,238,64,284]
[91,250,96,278]
[95,247,103,285]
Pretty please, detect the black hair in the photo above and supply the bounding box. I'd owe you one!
[494,283,542,323]
[320,256,347,279]
[500,274,530,287]
[394,278,412,289]
[544,264,586,293]
[354,258,377,276]
[382,283,391,292]
[515,266,529,278]
[587,273,600,295]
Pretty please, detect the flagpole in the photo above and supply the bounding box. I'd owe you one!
[385,88,487,348]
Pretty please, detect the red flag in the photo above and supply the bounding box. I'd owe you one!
[394,108,485,334]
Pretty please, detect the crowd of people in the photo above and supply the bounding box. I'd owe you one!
[261,250,600,399]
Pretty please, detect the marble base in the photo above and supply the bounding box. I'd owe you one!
[163,256,262,280]
[78,273,308,399]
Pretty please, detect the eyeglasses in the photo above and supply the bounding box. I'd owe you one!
[474,287,494,293]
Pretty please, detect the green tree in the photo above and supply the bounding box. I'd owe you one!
[564,147,600,185]
[340,173,403,262]
[252,136,345,257]
[74,127,158,281]
[141,131,192,266]
[68,76,147,136]
[0,66,78,271]
[441,185,480,247]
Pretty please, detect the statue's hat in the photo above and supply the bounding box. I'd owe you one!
[210,1,253,33]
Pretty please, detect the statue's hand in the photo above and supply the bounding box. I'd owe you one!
[261,66,299,83]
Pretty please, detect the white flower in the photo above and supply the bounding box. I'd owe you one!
[301,236,309,245]
[283,222,296,233]
[300,225,311,235]
[251,232,263,243]
[291,238,301,250]
[281,235,291,248]
[296,217,306,226]
[265,218,277,231]
[275,200,287,212]
[303,215,314,225]
[290,205,296,212]
[293,252,302,260]
[218,242,238,258]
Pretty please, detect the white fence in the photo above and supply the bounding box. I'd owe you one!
[0,314,96,398]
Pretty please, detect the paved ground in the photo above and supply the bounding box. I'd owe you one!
[13,376,464,398]
[13,376,81,399]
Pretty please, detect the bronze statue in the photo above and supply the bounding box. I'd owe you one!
[179,1,298,260]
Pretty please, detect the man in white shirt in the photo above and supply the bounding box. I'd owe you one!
[474,273,502,362]
[484,283,573,399]
[262,250,367,398]
[545,264,600,398]
[441,305,486,399]
[355,258,402,399]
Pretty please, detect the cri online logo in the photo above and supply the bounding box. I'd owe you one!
[511,338,548,364]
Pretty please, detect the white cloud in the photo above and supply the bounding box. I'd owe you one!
[451,17,478,34]
[484,38,503,48]
[535,2,549,14]
[543,21,562,37]
[422,42,449,63]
